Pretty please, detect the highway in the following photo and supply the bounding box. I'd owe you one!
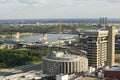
[0,63,42,76]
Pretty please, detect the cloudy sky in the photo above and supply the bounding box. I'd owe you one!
[0,0,120,19]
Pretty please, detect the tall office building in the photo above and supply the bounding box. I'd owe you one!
[86,30,108,68]
[85,26,117,68]
[106,26,117,67]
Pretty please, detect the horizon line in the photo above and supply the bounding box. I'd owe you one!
[1,17,120,20]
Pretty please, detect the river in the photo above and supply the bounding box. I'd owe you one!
[13,34,77,43]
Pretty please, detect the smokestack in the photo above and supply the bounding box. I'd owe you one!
[99,17,108,29]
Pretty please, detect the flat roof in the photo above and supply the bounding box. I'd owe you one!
[107,67,120,71]
[43,54,87,62]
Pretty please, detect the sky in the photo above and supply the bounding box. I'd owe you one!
[0,0,120,19]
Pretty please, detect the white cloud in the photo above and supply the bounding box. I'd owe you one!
[0,0,120,6]
[0,0,10,3]
[0,0,48,6]
[0,0,120,19]
[19,0,47,5]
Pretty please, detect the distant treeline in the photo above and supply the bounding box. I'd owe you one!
[0,18,120,25]
[0,24,90,35]
[0,49,50,69]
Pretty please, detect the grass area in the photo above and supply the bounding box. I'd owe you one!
[77,25,91,30]
[0,49,50,68]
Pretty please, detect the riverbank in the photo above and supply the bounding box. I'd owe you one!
[0,32,33,38]
[12,32,33,37]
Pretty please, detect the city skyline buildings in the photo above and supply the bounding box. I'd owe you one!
[86,18,116,69]
[86,30,109,68]
[0,0,120,19]
[80,25,117,68]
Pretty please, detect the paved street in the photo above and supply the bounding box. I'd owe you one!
[0,63,42,76]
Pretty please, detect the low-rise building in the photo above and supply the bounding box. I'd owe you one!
[42,51,88,76]
[104,66,120,80]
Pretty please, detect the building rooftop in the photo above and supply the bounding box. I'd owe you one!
[85,29,108,32]
[43,51,87,62]
[106,67,120,71]
[79,30,109,37]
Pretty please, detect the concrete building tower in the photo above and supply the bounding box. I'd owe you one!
[15,32,20,42]
[106,26,117,67]
[86,30,108,68]
[82,25,117,68]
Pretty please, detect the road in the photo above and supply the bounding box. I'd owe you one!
[0,63,42,76]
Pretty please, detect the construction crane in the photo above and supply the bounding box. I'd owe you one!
[58,20,62,40]
[56,20,63,47]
